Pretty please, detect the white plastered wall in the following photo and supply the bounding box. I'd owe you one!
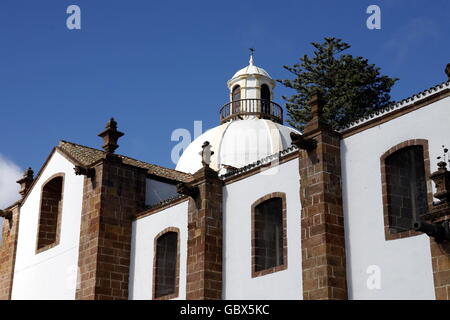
[222,158,302,299]
[129,200,188,300]
[341,95,450,299]
[11,150,84,300]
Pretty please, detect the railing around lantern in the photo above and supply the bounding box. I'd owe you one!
[219,99,283,124]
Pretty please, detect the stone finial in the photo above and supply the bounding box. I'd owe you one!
[16,167,34,196]
[249,48,255,66]
[98,118,124,154]
[199,141,214,167]
[303,92,329,134]
[430,160,450,203]
[309,93,325,120]
[446,63,450,80]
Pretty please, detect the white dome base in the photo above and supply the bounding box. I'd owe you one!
[175,118,300,174]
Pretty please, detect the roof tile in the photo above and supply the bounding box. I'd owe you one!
[58,140,193,183]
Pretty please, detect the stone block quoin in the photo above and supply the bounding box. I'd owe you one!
[76,157,147,300]
[185,166,223,300]
[153,227,180,300]
[298,94,348,300]
[0,205,20,300]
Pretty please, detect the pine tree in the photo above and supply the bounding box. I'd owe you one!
[278,37,398,132]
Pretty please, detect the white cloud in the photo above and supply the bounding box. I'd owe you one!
[0,154,22,209]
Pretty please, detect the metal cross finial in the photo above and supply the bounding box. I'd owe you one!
[249,48,255,65]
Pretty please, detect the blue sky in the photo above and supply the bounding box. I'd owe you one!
[0,0,449,201]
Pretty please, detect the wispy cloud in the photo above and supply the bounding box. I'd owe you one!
[0,154,22,209]
[383,17,440,65]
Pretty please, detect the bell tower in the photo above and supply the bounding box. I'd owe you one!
[227,52,275,101]
[220,52,282,124]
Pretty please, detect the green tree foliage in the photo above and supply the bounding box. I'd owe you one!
[278,37,398,131]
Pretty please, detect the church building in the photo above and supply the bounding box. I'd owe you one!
[1,57,450,300]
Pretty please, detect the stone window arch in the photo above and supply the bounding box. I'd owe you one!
[153,227,180,299]
[380,139,433,240]
[251,192,287,277]
[36,173,65,253]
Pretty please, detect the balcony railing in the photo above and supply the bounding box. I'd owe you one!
[219,99,283,124]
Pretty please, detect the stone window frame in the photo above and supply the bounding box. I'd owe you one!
[380,139,433,241]
[35,173,65,254]
[251,192,288,278]
[152,227,180,300]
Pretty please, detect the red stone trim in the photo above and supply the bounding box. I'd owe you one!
[55,146,84,168]
[35,173,65,254]
[342,88,450,138]
[76,160,147,300]
[18,148,56,206]
[251,192,288,278]
[0,204,20,300]
[135,196,189,220]
[224,152,299,185]
[185,166,223,300]
[380,139,433,241]
[153,227,180,300]
[430,240,450,300]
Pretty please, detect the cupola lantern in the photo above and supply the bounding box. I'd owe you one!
[220,52,282,124]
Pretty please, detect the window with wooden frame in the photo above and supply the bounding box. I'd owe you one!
[251,192,287,277]
[381,140,432,240]
[153,228,180,299]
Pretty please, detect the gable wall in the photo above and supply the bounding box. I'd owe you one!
[129,200,188,299]
[222,158,302,299]
[11,151,84,300]
[341,95,450,299]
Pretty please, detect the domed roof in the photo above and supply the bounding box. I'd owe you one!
[175,119,300,174]
[230,55,272,80]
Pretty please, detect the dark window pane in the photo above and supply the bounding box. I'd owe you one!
[261,84,270,114]
[232,85,241,113]
[155,232,177,298]
[254,198,283,271]
[385,146,427,232]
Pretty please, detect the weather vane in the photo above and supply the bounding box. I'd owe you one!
[249,48,255,56]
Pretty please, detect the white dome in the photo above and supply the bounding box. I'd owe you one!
[230,55,272,80]
[231,65,272,80]
[175,118,300,174]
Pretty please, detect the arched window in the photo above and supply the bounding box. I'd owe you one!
[261,84,270,114]
[251,193,287,277]
[232,85,241,113]
[383,144,429,235]
[37,174,64,252]
[153,228,179,299]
